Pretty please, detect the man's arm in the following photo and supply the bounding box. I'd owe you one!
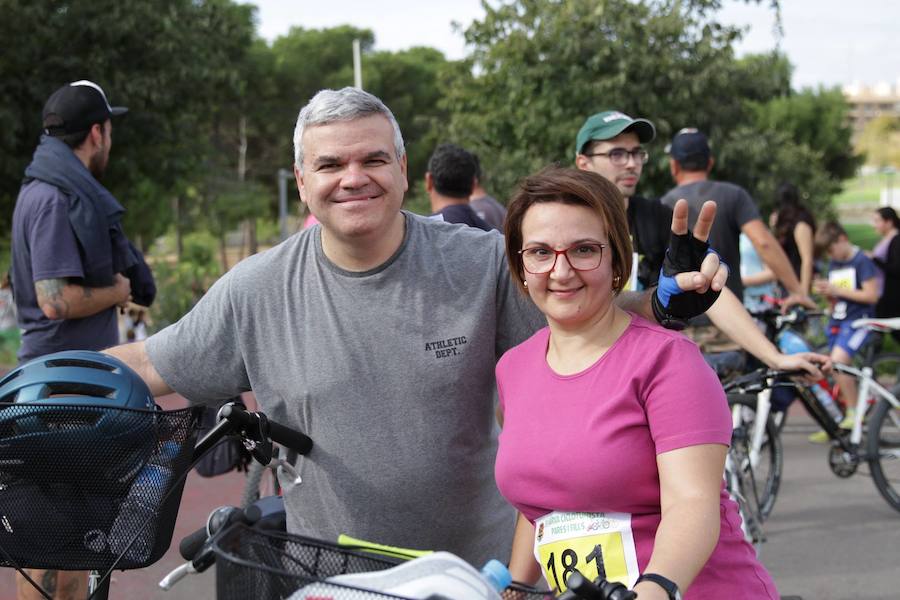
[35,274,131,320]
[742,219,804,297]
[706,287,826,377]
[104,341,173,397]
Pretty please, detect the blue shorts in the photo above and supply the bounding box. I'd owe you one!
[827,321,870,357]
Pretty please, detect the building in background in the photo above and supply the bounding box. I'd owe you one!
[843,79,900,142]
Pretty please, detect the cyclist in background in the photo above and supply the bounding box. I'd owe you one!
[809,221,880,441]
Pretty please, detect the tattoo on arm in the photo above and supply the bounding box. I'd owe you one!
[35,278,72,319]
[41,569,58,594]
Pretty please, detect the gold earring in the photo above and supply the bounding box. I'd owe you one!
[613,276,620,286]
[523,281,528,288]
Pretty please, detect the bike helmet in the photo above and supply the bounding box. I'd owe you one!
[0,350,158,484]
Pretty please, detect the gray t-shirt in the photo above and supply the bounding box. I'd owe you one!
[146,211,544,565]
[661,180,761,301]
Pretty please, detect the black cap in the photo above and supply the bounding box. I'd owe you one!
[666,127,710,163]
[42,80,127,137]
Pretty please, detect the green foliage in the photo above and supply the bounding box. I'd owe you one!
[856,116,900,169]
[714,126,838,218]
[844,223,879,251]
[439,0,848,209]
[0,0,257,240]
[149,231,221,330]
[749,86,862,180]
[0,328,20,368]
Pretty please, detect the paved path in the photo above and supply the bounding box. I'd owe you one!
[3,406,897,599]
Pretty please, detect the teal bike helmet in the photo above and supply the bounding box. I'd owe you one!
[0,350,157,484]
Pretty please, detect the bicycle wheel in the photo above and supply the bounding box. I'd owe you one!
[725,427,764,552]
[866,397,900,512]
[728,394,783,521]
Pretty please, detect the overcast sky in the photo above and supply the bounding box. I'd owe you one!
[241,0,900,90]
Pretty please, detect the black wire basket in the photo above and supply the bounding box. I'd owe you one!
[0,403,202,570]
[212,524,553,600]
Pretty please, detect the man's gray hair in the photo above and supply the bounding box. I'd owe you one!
[293,87,405,169]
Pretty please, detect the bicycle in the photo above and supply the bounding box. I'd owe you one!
[0,370,313,600]
[726,316,900,513]
[164,494,640,600]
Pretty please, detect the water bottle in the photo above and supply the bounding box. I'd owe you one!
[108,441,179,562]
[288,551,512,600]
[777,331,842,423]
[809,381,843,423]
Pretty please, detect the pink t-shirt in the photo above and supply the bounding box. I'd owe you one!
[495,315,777,599]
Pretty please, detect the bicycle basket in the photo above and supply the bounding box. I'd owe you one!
[211,524,553,600]
[0,403,202,570]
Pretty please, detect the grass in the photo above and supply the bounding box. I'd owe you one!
[844,223,880,250]
[835,173,886,205]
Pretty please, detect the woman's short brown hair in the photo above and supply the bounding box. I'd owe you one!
[504,167,633,295]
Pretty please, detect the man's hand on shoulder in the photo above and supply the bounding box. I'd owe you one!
[652,199,728,329]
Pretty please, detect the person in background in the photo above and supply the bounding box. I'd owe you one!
[496,167,778,599]
[469,153,507,230]
[770,182,816,296]
[574,110,826,376]
[871,207,900,340]
[810,221,880,442]
[740,232,777,313]
[661,128,811,308]
[426,143,494,230]
[10,80,154,600]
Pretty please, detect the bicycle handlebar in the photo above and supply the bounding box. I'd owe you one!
[557,570,636,600]
[191,402,313,463]
[723,367,811,393]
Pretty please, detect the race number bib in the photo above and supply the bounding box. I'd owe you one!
[533,511,639,594]
[829,267,856,291]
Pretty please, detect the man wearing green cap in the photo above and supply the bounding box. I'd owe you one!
[575,110,670,290]
[574,110,829,377]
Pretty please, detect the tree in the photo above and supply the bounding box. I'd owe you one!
[856,116,900,169]
[750,86,862,181]
[0,0,257,244]
[438,0,841,209]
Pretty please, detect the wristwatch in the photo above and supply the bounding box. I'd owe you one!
[636,573,682,600]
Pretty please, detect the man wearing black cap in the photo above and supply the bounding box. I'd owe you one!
[661,128,808,307]
[10,79,151,598]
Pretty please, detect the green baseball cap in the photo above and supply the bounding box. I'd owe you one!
[575,110,656,156]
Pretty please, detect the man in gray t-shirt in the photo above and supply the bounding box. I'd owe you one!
[107,88,728,566]
[660,128,808,306]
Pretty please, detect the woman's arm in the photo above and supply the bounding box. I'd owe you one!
[742,266,775,287]
[632,444,726,600]
[508,512,542,585]
[793,221,815,295]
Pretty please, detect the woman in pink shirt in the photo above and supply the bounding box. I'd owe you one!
[494,168,777,600]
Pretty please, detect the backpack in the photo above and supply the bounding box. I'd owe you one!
[192,398,251,477]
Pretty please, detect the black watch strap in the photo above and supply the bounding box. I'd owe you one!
[636,573,680,600]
